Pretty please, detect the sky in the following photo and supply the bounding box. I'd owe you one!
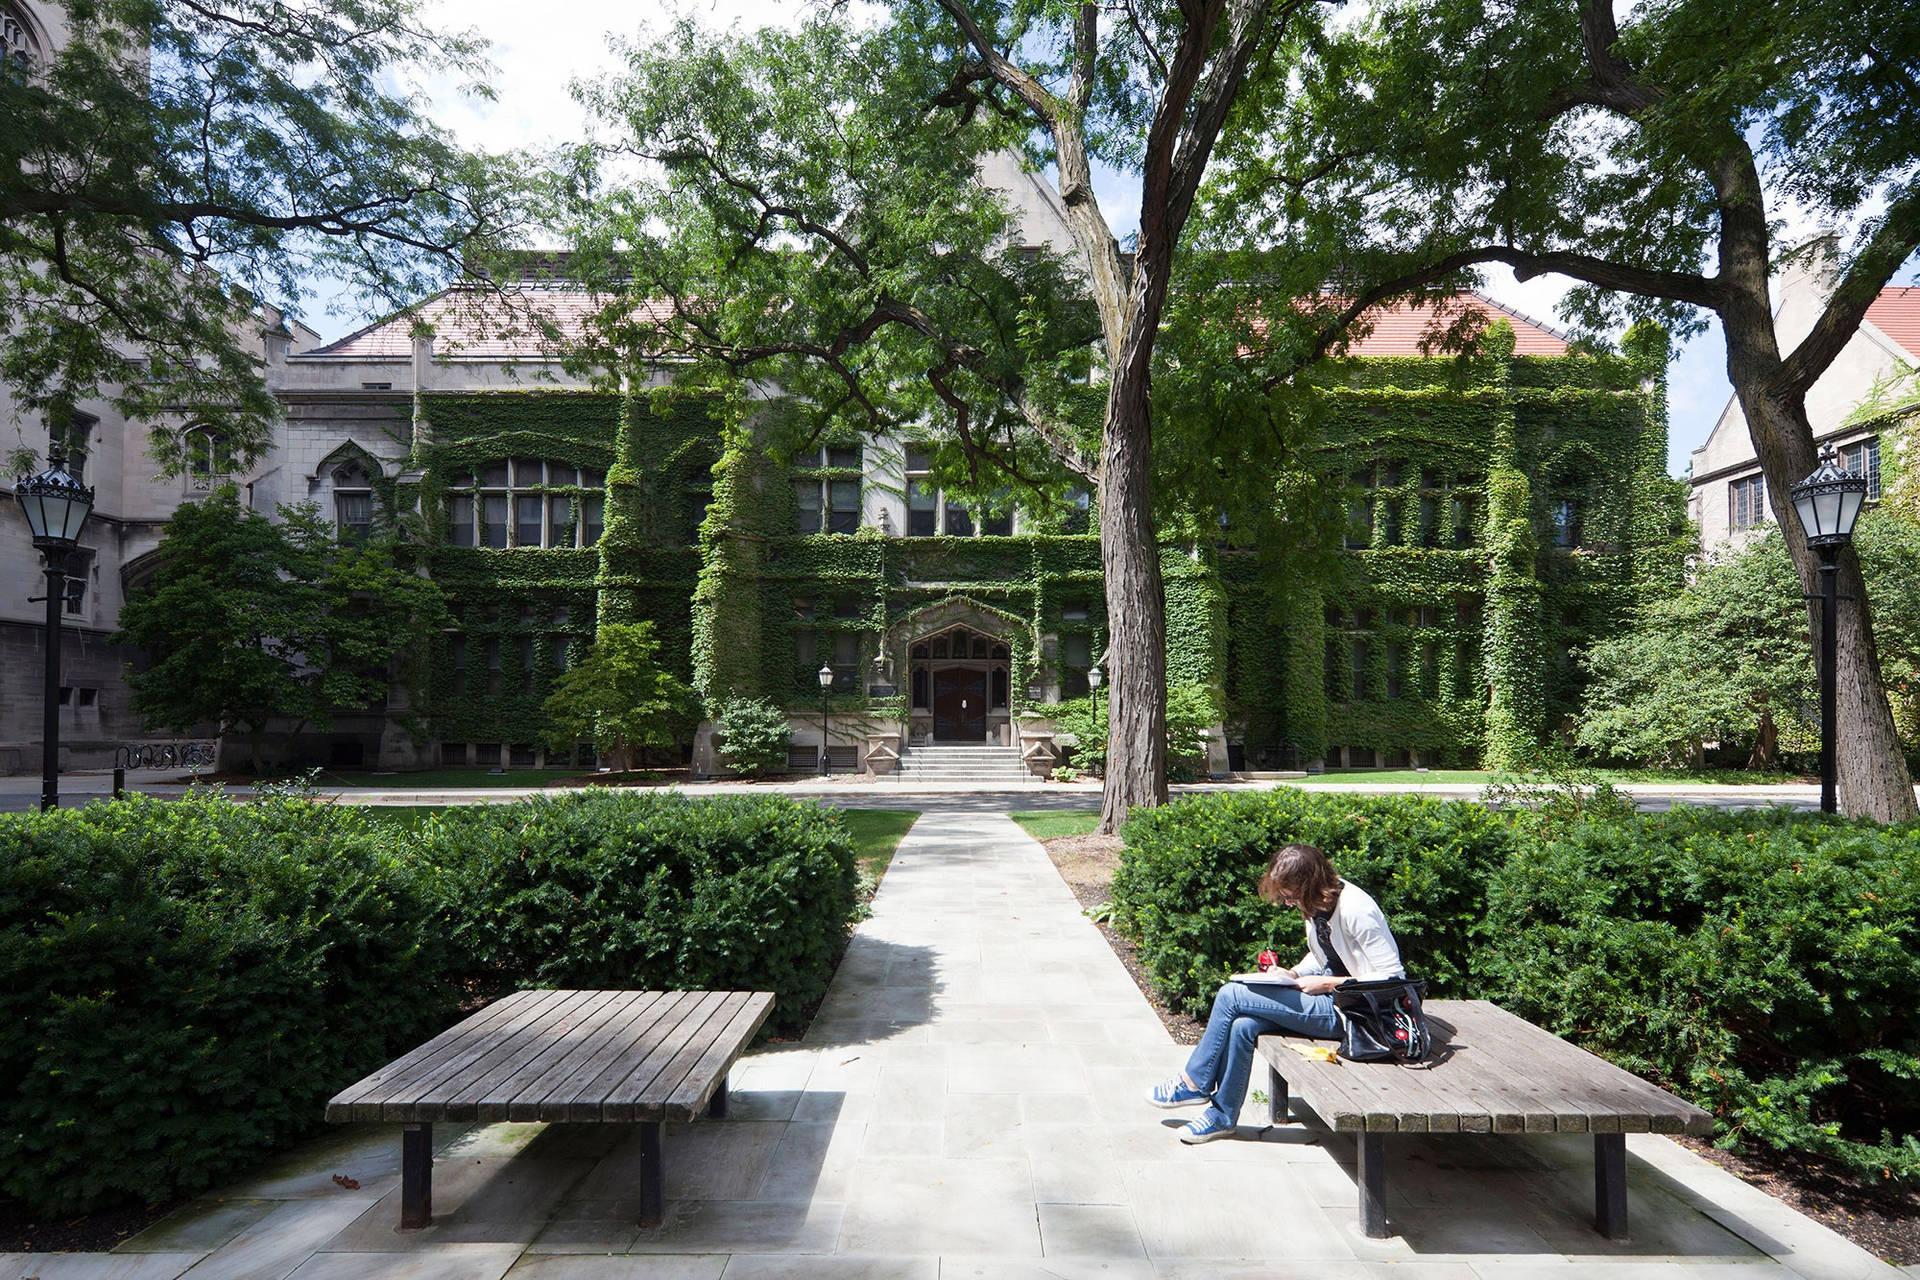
[300,0,1739,480]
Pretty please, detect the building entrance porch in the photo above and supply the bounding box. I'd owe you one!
[908,624,1011,745]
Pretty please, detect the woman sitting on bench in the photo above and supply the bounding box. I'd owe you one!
[1146,841,1406,1143]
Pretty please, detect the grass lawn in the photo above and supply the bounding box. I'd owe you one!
[1311,767,1810,786]
[322,768,579,788]
[841,809,920,884]
[1010,811,1102,841]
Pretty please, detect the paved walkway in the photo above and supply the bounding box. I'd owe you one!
[2,811,1900,1277]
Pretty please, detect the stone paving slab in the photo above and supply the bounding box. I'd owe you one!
[9,808,1903,1279]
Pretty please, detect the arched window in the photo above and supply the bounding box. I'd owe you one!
[2,6,41,76]
[333,458,375,542]
[185,427,232,487]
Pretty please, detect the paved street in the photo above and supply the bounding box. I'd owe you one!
[0,810,1895,1278]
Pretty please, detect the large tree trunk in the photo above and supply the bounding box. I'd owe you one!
[1097,348,1170,834]
[1727,335,1919,821]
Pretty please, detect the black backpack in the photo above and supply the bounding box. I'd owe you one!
[1333,977,1431,1063]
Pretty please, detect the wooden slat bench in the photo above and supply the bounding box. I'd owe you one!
[326,988,774,1229]
[1256,999,1712,1240]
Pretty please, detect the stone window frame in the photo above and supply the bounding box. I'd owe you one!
[446,458,606,550]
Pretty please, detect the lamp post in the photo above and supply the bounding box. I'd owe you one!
[1790,443,1868,815]
[1087,665,1104,779]
[817,662,834,776]
[14,454,96,812]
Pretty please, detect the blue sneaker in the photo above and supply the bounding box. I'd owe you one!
[1178,1113,1237,1144]
[1145,1079,1209,1108]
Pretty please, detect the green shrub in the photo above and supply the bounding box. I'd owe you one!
[711,696,793,777]
[1113,789,1920,1185]
[1112,790,1511,1014]
[417,792,858,1035]
[0,795,459,1216]
[1479,806,1920,1183]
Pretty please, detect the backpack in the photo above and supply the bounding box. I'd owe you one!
[1333,976,1431,1063]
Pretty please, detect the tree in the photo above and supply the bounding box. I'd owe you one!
[710,697,796,779]
[1577,537,1814,769]
[568,0,1321,832]
[115,487,447,771]
[543,622,699,773]
[1,0,530,473]
[1211,0,1920,818]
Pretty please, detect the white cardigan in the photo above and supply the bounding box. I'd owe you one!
[1293,879,1406,981]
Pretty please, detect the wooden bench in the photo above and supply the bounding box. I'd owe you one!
[326,988,774,1230]
[1256,999,1712,1240]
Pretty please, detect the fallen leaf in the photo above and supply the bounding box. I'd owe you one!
[332,1174,360,1191]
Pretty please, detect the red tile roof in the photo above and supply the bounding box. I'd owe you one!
[1335,292,1570,357]
[1865,286,1920,359]
[306,285,1570,361]
[305,289,672,359]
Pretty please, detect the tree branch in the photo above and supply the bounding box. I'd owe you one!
[1778,184,1920,399]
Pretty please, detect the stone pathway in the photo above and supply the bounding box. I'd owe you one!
[3,810,1899,1278]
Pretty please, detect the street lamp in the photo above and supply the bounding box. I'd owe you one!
[15,454,96,812]
[1790,442,1868,815]
[1087,665,1104,779]
[817,662,834,776]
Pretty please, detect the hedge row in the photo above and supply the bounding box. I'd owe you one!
[1113,790,1920,1184]
[0,791,858,1216]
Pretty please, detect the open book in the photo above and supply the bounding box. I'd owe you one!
[1228,969,1300,987]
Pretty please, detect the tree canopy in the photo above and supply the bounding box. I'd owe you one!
[1201,0,1920,817]
[114,487,447,771]
[1,0,532,472]
[543,621,699,772]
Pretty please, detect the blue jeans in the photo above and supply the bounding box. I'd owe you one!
[1182,981,1340,1128]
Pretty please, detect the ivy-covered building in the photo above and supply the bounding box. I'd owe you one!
[266,286,1679,775]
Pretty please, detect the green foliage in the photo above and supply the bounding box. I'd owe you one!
[712,697,795,777]
[0,795,460,1215]
[543,622,699,770]
[1113,790,1509,1011]
[1112,790,1920,1184]
[1480,807,1920,1183]
[1578,533,1813,767]
[0,0,530,473]
[114,487,448,770]
[1052,681,1219,781]
[416,793,858,1035]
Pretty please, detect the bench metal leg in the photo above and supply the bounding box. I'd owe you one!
[1358,1131,1389,1238]
[638,1121,665,1228]
[707,1071,729,1119]
[400,1122,432,1229]
[1268,1065,1289,1125]
[1594,1132,1629,1240]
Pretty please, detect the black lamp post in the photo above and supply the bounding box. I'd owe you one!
[1087,665,1104,778]
[817,662,834,776]
[1790,443,1868,815]
[15,454,96,812]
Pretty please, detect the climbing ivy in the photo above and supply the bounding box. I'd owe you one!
[391,321,1678,770]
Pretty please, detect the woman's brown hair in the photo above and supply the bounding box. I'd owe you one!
[1257,842,1342,915]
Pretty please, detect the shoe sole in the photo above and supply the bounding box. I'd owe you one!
[1144,1086,1208,1109]
[1179,1124,1235,1144]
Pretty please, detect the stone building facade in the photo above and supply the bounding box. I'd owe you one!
[1688,241,1920,556]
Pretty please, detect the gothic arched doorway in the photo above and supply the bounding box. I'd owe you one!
[908,625,1011,743]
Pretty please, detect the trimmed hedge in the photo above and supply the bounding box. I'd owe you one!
[0,790,862,1216]
[414,791,857,1037]
[1112,790,1920,1184]
[0,795,460,1216]
[1113,790,1509,1006]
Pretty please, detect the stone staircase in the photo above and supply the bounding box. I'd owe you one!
[891,744,1035,787]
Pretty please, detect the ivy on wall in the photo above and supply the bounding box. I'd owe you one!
[392,320,1678,769]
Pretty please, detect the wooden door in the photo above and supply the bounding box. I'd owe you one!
[931,668,988,741]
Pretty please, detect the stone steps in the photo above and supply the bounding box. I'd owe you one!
[892,745,1035,786]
